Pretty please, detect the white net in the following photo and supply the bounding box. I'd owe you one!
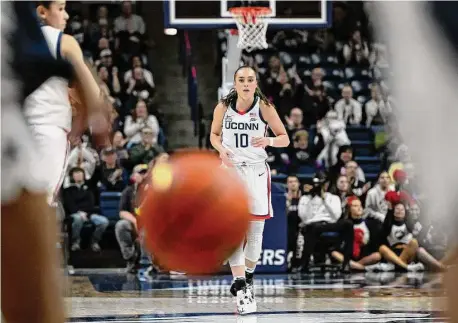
[230,7,271,53]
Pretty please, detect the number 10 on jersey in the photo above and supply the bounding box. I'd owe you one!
[234,133,249,148]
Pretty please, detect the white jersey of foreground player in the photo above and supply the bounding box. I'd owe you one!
[221,95,268,166]
[24,25,72,131]
[23,25,72,205]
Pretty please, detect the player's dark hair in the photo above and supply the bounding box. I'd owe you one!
[36,1,52,8]
[220,66,271,107]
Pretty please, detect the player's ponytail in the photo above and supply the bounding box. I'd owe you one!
[220,88,238,107]
[254,87,272,106]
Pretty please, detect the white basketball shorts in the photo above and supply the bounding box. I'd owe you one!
[1,108,49,204]
[28,124,70,205]
[234,163,272,219]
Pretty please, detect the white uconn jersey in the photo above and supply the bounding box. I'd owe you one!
[24,25,72,131]
[222,96,268,165]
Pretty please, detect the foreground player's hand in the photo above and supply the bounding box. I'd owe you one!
[68,131,82,147]
[219,148,234,167]
[251,136,269,148]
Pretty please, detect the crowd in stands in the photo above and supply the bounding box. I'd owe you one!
[216,2,450,273]
[60,1,166,271]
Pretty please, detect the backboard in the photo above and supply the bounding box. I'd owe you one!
[164,0,332,29]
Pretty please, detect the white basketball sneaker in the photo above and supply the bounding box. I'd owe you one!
[236,287,257,315]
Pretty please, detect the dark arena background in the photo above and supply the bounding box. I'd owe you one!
[13,0,458,322]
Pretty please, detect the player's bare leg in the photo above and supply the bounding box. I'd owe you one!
[2,191,65,323]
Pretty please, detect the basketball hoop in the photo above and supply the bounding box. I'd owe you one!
[229,7,271,52]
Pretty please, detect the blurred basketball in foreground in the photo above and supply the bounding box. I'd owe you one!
[140,151,250,274]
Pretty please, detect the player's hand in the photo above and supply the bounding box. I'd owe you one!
[251,137,269,148]
[68,131,82,147]
[219,148,234,167]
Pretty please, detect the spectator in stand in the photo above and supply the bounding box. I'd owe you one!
[328,145,366,185]
[331,196,382,271]
[98,48,114,71]
[305,85,332,126]
[334,85,362,125]
[88,6,115,57]
[112,131,129,164]
[98,65,121,97]
[128,127,164,167]
[287,130,315,174]
[365,171,392,222]
[304,68,324,97]
[109,104,124,133]
[343,30,370,66]
[261,55,287,101]
[315,110,351,168]
[124,55,154,88]
[285,107,305,139]
[66,142,97,183]
[125,67,156,104]
[98,147,126,192]
[285,175,302,270]
[63,167,109,252]
[114,1,146,57]
[330,175,354,213]
[124,100,160,146]
[297,175,353,272]
[345,160,370,199]
[365,85,391,127]
[115,164,149,273]
[365,202,445,272]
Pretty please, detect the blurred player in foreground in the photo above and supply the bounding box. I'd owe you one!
[210,66,289,314]
[368,2,458,322]
[1,2,110,322]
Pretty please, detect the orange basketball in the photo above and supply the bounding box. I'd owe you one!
[139,150,250,274]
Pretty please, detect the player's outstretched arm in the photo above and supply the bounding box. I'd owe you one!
[252,102,290,148]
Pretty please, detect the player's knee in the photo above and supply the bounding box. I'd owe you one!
[245,220,265,262]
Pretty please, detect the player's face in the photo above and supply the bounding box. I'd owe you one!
[38,1,69,31]
[235,68,258,100]
[350,200,363,219]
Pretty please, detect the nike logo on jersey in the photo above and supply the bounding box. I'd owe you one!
[258,172,265,177]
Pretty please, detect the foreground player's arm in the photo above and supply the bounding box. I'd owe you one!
[61,35,110,136]
[2,192,66,323]
[255,102,290,148]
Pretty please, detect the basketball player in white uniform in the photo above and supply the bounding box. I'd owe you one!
[25,1,111,206]
[2,2,110,322]
[210,66,289,314]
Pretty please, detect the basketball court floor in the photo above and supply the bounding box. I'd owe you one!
[67,270,447,322]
